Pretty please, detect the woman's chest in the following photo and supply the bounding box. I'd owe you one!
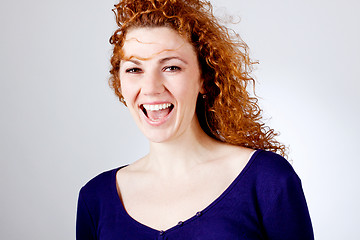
[98,196,265,240]
[119,175,234,231]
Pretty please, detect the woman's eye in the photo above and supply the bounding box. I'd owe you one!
[163,66,181,72]
[125,68,142,73]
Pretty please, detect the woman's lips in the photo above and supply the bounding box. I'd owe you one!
[140,103,174,123]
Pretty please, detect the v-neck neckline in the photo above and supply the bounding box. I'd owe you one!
[111,149,262,234]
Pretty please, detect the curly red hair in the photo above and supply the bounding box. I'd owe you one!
[109,0,286,156]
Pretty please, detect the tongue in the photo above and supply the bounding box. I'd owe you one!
[147,108,171,121]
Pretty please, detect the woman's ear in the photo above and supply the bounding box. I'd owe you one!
[199,79,206,94]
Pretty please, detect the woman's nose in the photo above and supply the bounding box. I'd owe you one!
[141,70,165,95]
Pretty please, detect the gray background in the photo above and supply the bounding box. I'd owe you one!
[1,0,359,239]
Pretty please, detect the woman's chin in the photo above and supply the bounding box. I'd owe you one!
[134,108,176,142]
[143,132,174,144]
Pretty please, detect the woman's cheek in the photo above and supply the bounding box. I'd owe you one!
[121,80,139,104]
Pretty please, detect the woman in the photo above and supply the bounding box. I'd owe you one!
[76,0,314,239]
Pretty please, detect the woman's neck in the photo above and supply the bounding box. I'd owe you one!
[144,121,220,178]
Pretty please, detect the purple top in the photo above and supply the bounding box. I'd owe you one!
[76,150,314,240]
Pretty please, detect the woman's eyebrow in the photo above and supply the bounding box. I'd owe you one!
[122,59,141,65]
[159,56,188,65]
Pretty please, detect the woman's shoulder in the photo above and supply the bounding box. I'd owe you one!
[79,167,123,197]
[245,150,303,196]
[250,150,297,178]
[218,146,298,187]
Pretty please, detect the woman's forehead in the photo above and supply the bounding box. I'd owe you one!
[122,27,194,61]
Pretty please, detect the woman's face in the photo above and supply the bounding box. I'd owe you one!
[119,27,203,143]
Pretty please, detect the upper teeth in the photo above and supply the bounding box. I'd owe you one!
[143,103,172,111]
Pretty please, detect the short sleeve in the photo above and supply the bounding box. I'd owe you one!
[76,188,97,240]
[262,171,314,240]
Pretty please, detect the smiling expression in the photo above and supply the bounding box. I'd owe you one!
[119,27,204,143]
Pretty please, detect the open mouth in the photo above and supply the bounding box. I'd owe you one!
[140,103,174,122]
